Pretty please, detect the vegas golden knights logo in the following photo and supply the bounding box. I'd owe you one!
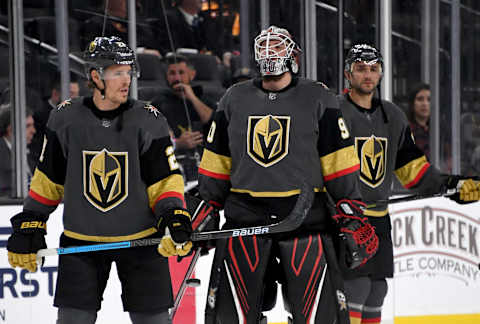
[247,115,290,167]
[355,136,388,188]
[83,149,128,212]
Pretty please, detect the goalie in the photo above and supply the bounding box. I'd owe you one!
[198,26,377,324]
[339,43,480,324]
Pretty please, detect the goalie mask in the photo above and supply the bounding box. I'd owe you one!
[254,26,302,77]
[344,43,383,74]
[83,36,139,80]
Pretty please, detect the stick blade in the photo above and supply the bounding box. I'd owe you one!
[269,182,315,234]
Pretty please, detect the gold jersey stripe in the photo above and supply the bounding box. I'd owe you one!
[394,156,430,188]
[364,208,388,217]
[64,227,157,242]
[29,169,64,203]
[231,187,323,197]
[320,146,360,179]
[147,174,184,208]
[199,149,232,176]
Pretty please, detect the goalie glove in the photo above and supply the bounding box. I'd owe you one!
[446,176,480,204]
[333,199,379,269]
[7,211,48,273]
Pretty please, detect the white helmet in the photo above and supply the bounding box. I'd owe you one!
[254,26,301,77]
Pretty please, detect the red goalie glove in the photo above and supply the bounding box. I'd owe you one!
[333,199,379,269]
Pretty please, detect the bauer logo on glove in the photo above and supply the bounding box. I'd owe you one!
[333,199,379,269]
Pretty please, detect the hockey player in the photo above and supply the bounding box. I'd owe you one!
[198,26,378,324]
[339,43,480,324]
[6,36,192,324]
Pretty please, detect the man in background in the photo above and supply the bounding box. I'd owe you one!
[0,104,36,196]
[151,54,215,182]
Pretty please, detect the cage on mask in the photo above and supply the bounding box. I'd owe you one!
[254,26,302,77]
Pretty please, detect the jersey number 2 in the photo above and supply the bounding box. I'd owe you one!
[165,146,179,171]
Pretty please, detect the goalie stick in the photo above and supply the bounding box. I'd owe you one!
[36,183,314,261]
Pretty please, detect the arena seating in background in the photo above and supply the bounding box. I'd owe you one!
[24,16,82,51]
[137,53,167,86]
[137,52,169,102]
[184,53,222,88]
[138,86,170,103]
[22,0,54,18]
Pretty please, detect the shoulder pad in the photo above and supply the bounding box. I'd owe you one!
[56,99,72,110]
[144,103,161,118]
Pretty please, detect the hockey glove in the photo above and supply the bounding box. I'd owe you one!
[446,176,480,204]
[333,199,379,269]
[7,211,48,273]
[157,207,193,257]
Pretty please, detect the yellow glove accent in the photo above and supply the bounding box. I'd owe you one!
[157,229,193,257]
[8,251,38,272]
[459,179,480,202]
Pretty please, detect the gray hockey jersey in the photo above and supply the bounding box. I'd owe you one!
[198,78,362,227]
[338,94,447,232]
[24,97,185,242]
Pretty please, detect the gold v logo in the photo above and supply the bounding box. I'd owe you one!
[247,115,290,167]
[83,149,128,212]
[356,136,388,188]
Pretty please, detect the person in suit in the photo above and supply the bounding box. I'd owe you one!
[0,104,36,196]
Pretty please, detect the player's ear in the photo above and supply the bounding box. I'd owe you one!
[343,70,351,82]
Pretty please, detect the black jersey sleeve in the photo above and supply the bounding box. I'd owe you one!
[394,118,447,193]
[140,106,186,219]
[317,92,361,200]
[24,127,66,215]
[198,95,232,208]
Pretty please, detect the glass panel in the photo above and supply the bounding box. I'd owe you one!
[0,3,11,198]
[460,4,480,175]
[316,2,339,91]
[439,1,452,173]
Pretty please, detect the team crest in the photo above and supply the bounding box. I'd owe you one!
[355,135,388,188]
[247,115,290,167]
[83,149,128,212]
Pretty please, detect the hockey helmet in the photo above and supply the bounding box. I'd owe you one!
[83,36,139,80]
[344,44,383,73]
[254,25,302,76]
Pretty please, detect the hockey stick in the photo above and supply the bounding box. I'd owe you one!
[365,177,480,208]
[169,246,202,321]
[36,183,314,261]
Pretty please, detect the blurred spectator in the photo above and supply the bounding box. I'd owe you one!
[155,0,227,57]
[82,0,158,54]
[29,75,80,165]
[0,104,36,197]
[151,54,215,181]
[407,83,431,158]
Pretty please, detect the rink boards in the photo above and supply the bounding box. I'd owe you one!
[1,197,479,323]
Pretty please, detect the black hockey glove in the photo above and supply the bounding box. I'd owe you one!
[333,199,379,269]
[446,176,480,204]
[157,207,193,257]
[7,211,48,273]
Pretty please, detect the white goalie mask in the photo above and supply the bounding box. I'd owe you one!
[254,26,301,77]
